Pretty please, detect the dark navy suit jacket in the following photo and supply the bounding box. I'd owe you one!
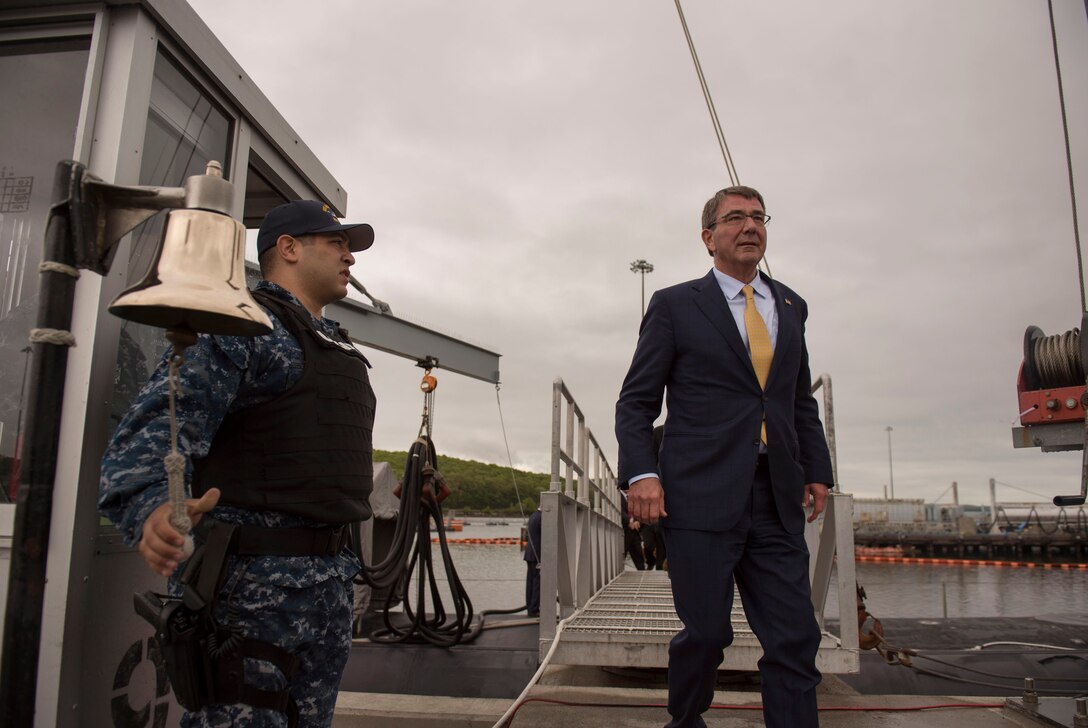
[615,269,833,535]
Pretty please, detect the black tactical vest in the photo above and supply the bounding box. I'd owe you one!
[192,290,375,523]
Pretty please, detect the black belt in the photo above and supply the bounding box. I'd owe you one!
[184,521,353,611]
[235,524,351,556]
[199,520,352,557]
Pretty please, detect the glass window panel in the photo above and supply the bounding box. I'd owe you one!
[0,38,89,502]
[112,49,232,425]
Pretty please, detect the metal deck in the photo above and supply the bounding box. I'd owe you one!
[549,570,859,673]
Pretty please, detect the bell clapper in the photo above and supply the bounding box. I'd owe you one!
[165,325,199,561]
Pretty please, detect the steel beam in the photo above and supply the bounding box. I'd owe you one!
[328,295,501,384]
[1012,423,1083,452]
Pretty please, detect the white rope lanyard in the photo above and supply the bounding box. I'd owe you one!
[164,331,198,557]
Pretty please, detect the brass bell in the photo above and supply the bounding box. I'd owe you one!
[109,208,273,336]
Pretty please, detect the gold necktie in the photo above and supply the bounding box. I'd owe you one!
[742,284,772,444]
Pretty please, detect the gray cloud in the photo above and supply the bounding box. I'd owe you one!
[189,0,1088,507]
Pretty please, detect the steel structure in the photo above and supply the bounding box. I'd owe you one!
[539,374,860,673]
[0,2,498,725]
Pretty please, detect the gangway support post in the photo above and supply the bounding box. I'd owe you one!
[540,378,623,660]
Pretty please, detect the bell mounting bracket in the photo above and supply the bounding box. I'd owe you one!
[63,159,232,276]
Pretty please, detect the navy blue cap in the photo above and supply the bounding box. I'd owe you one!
[257,200,374,256]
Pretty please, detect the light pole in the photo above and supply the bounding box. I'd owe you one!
[885,425,895,500]
[630,259,654,316]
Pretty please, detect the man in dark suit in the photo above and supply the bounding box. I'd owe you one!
[615,186,833,728]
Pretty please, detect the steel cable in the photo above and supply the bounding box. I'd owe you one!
[672,1,772,278]
[1047,0,1086,311]
[875,635,1088,696]
[1030,328,1083,388]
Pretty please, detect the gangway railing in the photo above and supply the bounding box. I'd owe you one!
[540,372,859,672]
[538,378,624,655]
[806,373,856,643]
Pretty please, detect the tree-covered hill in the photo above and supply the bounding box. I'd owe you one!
[373,449,551,515]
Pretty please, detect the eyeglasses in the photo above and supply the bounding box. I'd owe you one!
[706,212,771,229]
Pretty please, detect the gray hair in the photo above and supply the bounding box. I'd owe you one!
[701,186,766,230]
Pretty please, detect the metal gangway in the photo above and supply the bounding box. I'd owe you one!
[538,376,859,674]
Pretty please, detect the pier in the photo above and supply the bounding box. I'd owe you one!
[333,379,1088,727]
[854,531,1088,564]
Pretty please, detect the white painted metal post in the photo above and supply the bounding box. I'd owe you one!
[834,494,859,651]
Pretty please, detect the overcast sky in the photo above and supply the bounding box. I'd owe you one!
[187,0,1088,508]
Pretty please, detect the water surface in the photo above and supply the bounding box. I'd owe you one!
[408,521,1088,619]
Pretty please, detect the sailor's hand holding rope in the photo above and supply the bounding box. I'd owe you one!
[138,487,220,577]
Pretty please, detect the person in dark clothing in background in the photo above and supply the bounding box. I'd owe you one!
[621,491,646,570]
[524,507,542,616]
[641,519,667,570]
[641,425,667,570]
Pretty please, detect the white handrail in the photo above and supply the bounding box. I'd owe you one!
[539,378,623,656]
[539,374,860,665]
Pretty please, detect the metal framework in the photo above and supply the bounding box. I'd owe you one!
[539,373,860,673]
[328,294,500,384]
[538,378,623,656]
[0,3,500,725]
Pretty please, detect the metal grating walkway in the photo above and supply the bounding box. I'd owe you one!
[549,570,857,673]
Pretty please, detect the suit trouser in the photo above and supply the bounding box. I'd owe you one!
[525,560,541,615]
[662,461,821,728]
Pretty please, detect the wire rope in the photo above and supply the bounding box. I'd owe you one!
[672,0,772,278]
[873,634,1088,696]
[994,480,1057,501]
[1029,328,1083,388]
[673,0,738,186]
[495,383,539,562]
[908,649,1088,685]
[1047,0,1086,311]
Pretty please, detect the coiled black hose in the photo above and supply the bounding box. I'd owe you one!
[357,436,515,647]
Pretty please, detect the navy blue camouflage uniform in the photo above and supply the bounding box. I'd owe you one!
[100,281,363,728]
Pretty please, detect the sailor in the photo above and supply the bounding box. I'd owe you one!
[523,506,542,617]
[100,200,377,728]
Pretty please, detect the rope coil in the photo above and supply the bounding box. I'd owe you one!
[28,328,76,347]
[1031,328,1082,387]
[1024,326,1083,389]
[38,261,80,278]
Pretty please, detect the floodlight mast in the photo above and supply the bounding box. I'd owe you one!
[630,259,654,317]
